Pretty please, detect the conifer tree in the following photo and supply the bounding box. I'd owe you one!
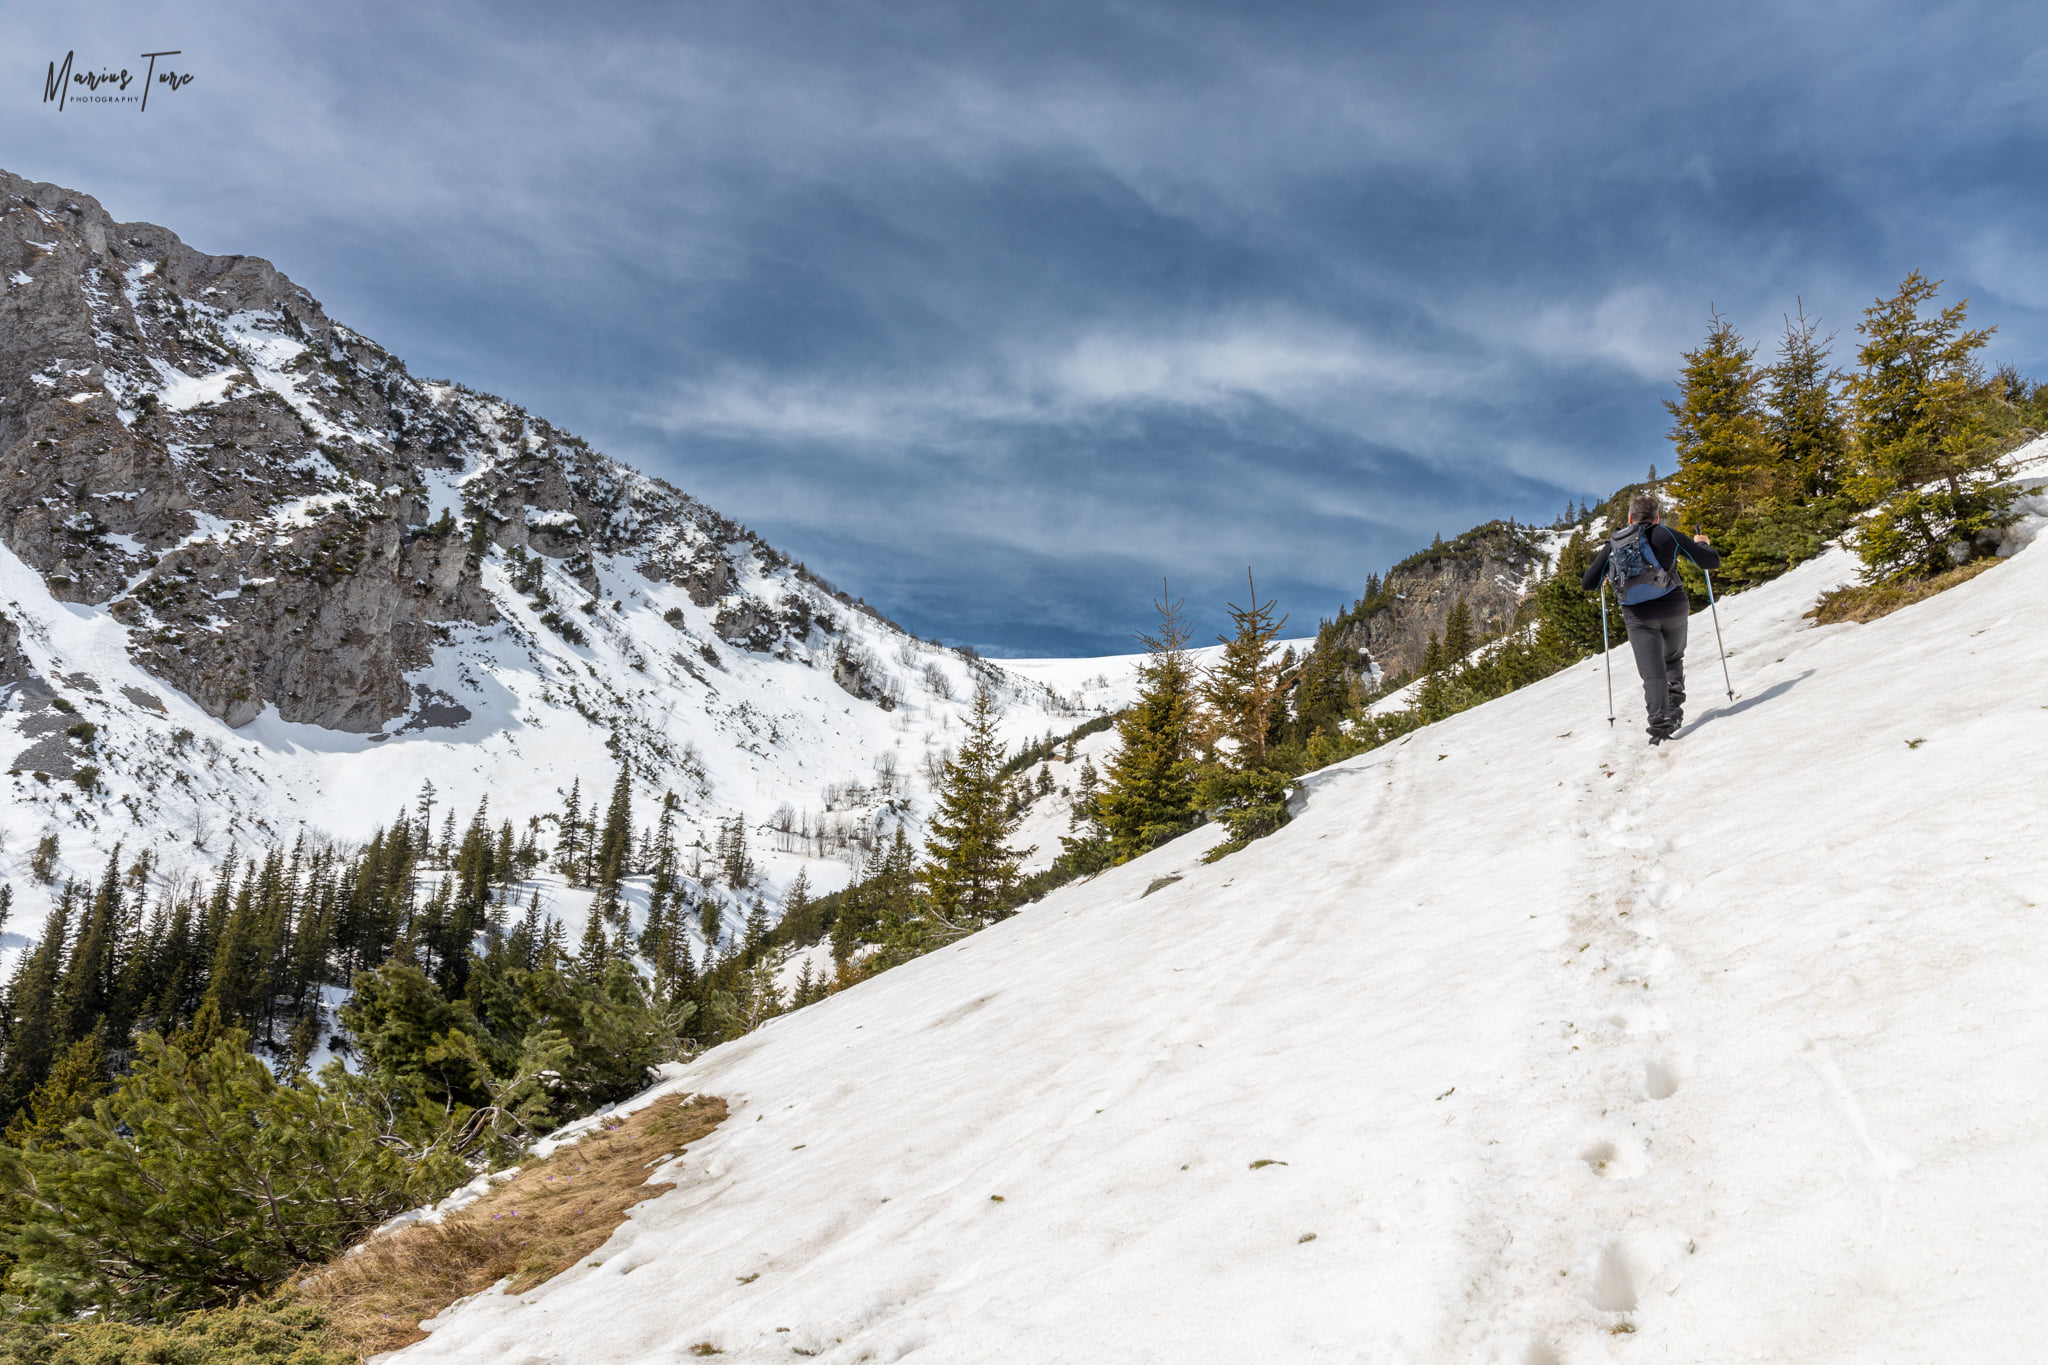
[1767,302,1848,499]
[1201,569,1289,771]
[1285,619,1357,743]
[832,831,911,965]
[784,867,812,920]
[539,913,570,969]
[1665,312,1774,538]
[556,778,584,882]
[920,685,1023,934]
[1415,631,1450,721]
[718,814,754,890]
[510,888,546,971]
[340,961,491,1110]
[863,827,930,964]
[742,898,771,954]
[0,1030,471,1317]
[647,792,679,908]
[0,894,71,1124]
[1441,597,1474,664]
[1847,271,2014,579]
[646,891,695,1005]
[736,958,783,1033]
[1096,585,1203,863]
[141,893,199,1038]
[595,762,633,889]
[579,893,612,968]
[3,1031,108,1149]
[414,780,437,849]
[54,851,123,1048]
[1193,571,1296,854]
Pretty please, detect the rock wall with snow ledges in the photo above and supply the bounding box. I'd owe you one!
[0,168,1095,936]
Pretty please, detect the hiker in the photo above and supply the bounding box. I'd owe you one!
[1581,493,1721,743]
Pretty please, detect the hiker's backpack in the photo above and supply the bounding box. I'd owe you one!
[1606,523,1678,604]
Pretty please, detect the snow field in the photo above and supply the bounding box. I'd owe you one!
[391,504,2048,1362]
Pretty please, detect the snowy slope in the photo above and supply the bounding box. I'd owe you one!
[1001,635,1319,713]
[391,497,2048,1363]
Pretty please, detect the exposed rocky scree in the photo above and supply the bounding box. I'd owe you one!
[0,168,847,733]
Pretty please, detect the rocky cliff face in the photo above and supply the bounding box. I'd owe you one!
[0,169,826,734]
[1319,521,1552,686]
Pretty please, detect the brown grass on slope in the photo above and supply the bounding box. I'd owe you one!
[297,1093,727,1360]
[1807,556,2003,625]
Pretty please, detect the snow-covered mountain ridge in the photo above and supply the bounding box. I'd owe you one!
[0,168,1104,918]
[392,481,2048,1361]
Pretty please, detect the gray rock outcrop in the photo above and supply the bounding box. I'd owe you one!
[0,168,835,733]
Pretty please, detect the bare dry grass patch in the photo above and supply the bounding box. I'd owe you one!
[1807,557,2003,625]
[298,1093,726,1359]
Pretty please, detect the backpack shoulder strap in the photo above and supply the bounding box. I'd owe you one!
[1663,526,1706,570]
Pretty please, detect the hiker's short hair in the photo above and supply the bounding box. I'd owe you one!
[1628,494,1660,524]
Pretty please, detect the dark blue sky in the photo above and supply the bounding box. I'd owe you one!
[12,1,2048,653]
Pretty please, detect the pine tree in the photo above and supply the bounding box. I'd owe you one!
[647,792,678,909]
[339,961,491,1110]
[920,685,1024,934]
[1193,571,1295,853]
[539,913,569,969]
[510,888,546,971]
[735,958,783,1033]
[1201,569,1289,771]
[1096,585,1203,863]
[594,761,633,889]
[1665,312,1774,539]
[3,1031,108,1149]
[0,892,73,1125]
[0,1030,472,1317]
[742,898,771,954]
[1284,619,1357,744]
[1441,598,1474,664]
[718,814,753,890]
[556,778,584,882]
[53,850,124,1048]
[414,780,437,849]
[579,892,612,969]
[1767,301,1848,499]
[646,889,695,1005]
[1847,271,2014,579]
[1693,302,1858,587]
[777,869,813,946]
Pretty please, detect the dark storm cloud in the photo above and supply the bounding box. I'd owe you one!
[10,0,2048,653]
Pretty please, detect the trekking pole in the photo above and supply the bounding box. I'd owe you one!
[1599,581,1615,726]
[1703,568,1735,701]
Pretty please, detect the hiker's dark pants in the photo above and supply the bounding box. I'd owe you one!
[1625,614,1687,731]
